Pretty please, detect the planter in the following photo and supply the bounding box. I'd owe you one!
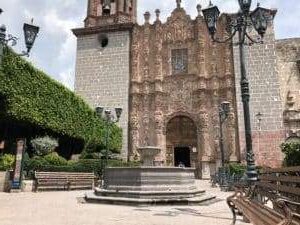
[0,171,11,192]
[22,180,35,192]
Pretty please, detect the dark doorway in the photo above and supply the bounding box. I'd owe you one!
[174,147,191,167]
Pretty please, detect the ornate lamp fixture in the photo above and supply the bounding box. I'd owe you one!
[202,1,273,184]
[202,1,220,35]
[238,0,252,13]
[95,106,122,169]
[0,9,39,64]
[23,23,39,55]
[250,5,270,37]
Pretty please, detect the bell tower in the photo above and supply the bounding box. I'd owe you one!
[85,0,137,27]
[73,0,137,160]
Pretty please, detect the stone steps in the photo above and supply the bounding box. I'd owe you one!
[94,187,205,199]
[85,191,216,206]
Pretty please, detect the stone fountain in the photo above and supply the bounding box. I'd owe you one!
[85,146,215,205]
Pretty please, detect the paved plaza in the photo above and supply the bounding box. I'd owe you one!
[0,181,251,225]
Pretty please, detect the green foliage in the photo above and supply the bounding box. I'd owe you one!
[0,49,122,153]
[281,142,300,166]
[228,163,246,176]
[31,136,58,156]
[24,157,141,179]
[79,150,100,160]
[43,152,68,166]
[0,154,15,171]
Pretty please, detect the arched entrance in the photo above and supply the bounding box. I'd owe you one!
[166,116,198,168]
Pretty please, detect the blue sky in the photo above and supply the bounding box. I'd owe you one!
[1,0,299,89]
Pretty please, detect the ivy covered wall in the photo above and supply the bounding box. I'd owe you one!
[0,49,122,156]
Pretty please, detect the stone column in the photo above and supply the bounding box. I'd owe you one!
[129,96,140,160]
[154,110,166,164]
[226,89,239,162]
[199,112,212,179]
[117,0,124,12]
[131,27,140,82]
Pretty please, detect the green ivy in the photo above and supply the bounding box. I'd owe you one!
[0,154,15,171]
[0,49,122,152]
[281,142,300,166]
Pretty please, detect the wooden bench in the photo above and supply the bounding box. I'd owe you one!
[227,166,300,225]
[35,172,95,191]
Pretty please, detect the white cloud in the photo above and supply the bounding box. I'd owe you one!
[59,67,75,90]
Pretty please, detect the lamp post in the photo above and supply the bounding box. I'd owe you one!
[95,107,122,168]
[255,112,263,164]
[0,9,39,65]
[219,101,230,190]
[202,0,272,185]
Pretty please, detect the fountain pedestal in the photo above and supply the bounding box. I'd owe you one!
[137,146,160,166]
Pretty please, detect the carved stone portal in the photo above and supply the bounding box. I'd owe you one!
[129,6,239,178]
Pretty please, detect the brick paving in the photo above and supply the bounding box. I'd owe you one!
[0,180,251,225]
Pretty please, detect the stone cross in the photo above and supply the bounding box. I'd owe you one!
[176,0,181,8]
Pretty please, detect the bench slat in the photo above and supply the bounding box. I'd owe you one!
[261,166,300,173]
[259,175,300,183]
[257,181,300,196]
[35,171,95,191]
[234,198,283,225]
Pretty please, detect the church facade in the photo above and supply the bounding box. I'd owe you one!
[73,0,286,178]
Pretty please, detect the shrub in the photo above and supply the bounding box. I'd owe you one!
[228,163,246,176]
[43,152,68,166]
[31,136,59,156]
[281,142,300,166]
[79,150,100,160]
[79,140,102,159]
[24,158,141,179]
[0,154,15,171]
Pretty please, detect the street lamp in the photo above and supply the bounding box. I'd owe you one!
[202,1,272,184]
[255,112,263,165]
[95,106,122,168]
[219,101,230,190]
[0,9,39,65]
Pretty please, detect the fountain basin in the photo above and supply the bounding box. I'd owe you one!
[85,167,216,205]
[102,167,196,192]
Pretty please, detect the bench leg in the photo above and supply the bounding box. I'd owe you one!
[242,215,250,223]
[227,195,237,225]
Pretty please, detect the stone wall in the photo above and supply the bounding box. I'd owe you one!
[234,20,285,167]
[74,30,131,160]
[276,38,300,137]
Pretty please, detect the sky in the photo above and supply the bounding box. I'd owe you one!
[1,0,300,90]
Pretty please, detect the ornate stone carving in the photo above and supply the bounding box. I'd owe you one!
[129,6,238,176]
[163,10,194,43]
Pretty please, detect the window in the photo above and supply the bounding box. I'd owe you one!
[171,48,188,74]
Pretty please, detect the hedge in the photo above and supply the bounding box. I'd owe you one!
[0,49,122,152]
[24,159,141,179]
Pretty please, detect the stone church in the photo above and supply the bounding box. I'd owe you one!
[73,0,296,178]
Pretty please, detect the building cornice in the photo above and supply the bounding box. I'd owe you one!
[72,23,134,36]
